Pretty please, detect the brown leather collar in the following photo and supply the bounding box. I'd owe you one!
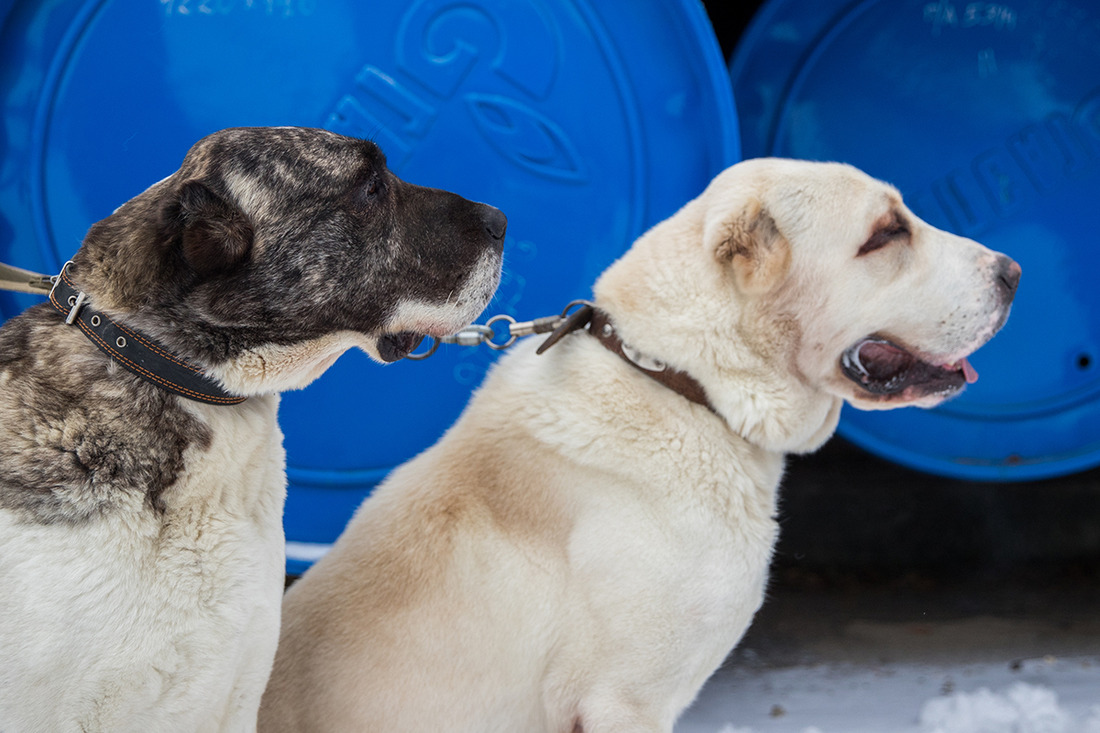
[537,303,716,414]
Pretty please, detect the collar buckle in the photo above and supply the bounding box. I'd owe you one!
[47,261,247,406]
[63,291,87,325]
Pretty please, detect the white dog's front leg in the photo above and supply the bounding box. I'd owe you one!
[575,717,668,733]
[573,697,672,733]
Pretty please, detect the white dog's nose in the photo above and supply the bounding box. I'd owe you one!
[996,256,1021,300]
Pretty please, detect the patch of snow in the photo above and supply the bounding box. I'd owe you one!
[1083,708,1100,733]
[919,683,1071,733]
[676,657,1100,733]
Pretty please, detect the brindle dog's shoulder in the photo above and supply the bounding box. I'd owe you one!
[0,304,212,525]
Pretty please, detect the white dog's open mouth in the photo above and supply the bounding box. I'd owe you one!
[841,337,978,400]
[377,332,426,363]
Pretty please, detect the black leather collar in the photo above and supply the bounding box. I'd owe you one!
[49,263,246,406]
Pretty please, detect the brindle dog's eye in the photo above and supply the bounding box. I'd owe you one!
[356,175,385,206]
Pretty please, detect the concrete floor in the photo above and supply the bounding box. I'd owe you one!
[677,572,1100,726]
[666,430,1100,731]
[675,563,1100,732]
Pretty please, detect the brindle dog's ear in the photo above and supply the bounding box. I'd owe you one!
[174,180,254,275]
[706,197,790,294]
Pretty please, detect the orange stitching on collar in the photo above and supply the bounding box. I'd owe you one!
[49,265,246,405]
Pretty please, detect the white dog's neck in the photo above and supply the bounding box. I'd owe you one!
[589,304,842,454]
[593,213,843,456]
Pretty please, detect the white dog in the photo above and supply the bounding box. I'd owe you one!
[259,159,1019,733]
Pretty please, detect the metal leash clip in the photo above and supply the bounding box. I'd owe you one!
[404,300,592,360]
[0,262,56,295]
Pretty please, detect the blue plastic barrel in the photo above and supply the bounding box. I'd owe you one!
[0,0,739,573]
[730,0,1100,482]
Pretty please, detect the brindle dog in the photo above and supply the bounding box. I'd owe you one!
[0,127,505,732]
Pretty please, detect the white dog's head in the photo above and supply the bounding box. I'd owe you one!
[595,158,1019,451]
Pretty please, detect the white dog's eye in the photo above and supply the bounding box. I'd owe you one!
[858,215,910,257]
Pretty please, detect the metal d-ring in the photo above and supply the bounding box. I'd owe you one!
[561,299,595,318]
[485,314,519,350]
[404,337,441,361]
[401,300,594,361]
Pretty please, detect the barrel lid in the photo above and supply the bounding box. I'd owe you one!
[0,0,738,571]
[731,0,1100,481]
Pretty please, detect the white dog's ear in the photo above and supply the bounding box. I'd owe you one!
[706,198,790,294]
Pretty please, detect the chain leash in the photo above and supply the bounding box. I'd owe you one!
[0,260,591,364]
[405,300,592,360]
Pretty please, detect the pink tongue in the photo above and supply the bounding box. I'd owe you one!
[961,358,979,384]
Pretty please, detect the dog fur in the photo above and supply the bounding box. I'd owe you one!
[259,159,1019,733]
[0,126,505,732]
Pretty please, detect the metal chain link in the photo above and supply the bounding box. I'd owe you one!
[405,300,591,360]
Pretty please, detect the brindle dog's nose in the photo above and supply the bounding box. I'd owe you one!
[481,205,507,243]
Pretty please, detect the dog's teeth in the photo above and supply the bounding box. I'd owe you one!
[842,347,870,381]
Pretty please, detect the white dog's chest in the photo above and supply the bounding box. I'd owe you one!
[558,464,780,708]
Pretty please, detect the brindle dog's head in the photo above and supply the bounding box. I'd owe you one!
[70,127,505,394]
